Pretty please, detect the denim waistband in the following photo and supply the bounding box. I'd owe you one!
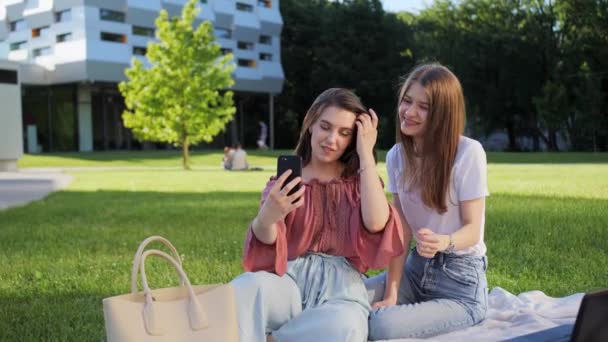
[411,246,487,268]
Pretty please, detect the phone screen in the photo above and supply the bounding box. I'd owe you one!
[276,155,302,196]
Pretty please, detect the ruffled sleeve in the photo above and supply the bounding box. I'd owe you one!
[351,178,405,270]
[242,178,289,275]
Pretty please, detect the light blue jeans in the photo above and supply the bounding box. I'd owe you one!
[230,253,370,342]
[365,247,488,340]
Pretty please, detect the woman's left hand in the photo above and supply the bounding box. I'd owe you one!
[416,228,448,258]
[355,109,378,164]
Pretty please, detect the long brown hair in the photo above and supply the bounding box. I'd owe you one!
[295,88,374,177]
[396,63,465,213]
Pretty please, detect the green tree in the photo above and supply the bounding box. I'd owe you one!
[277,0,413,148]
[120,0,236,169]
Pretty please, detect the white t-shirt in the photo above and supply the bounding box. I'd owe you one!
[231,149,249,170]
[386,136,489,256]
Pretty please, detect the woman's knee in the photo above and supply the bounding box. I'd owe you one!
[232,271,277,288]
[368,309,399,341]
[326,306,368,341]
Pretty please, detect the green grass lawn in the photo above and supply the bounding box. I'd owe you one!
[2,151,608,341]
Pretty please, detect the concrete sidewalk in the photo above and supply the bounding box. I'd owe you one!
[0,170,73,210]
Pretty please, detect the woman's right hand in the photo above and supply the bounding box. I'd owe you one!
[255,170,306,227]
[372,292,397,309]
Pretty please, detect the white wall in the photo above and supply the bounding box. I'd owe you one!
[0,61,23,171]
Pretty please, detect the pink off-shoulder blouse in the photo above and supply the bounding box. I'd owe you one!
[243,176,405,276]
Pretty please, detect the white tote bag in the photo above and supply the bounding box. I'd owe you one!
[103,236,238,341]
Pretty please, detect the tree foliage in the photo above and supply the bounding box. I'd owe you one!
[120,0,236,168]
[277,0,414,148]
[277,0,607,151]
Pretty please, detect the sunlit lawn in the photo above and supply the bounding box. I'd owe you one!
[1,151,607,340]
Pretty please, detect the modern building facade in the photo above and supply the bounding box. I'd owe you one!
[0,0,284,152]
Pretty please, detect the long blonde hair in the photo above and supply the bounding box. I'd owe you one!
[396,63,465,213]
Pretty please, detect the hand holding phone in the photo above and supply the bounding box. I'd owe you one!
[276,155,302,196]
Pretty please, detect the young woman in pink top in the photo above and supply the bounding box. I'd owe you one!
[230,88,404,342]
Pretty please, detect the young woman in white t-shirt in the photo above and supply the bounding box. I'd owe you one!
[365,63,490,340]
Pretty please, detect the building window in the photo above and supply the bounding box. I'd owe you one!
[10,20,27,32]
[55,9,72,23]
[237,59,256,68]
[237,41,254,50]
[132,26,155,37]
[100,9,125,23]
[32,26,51,38]
[220,48,233,55]
[260,53,272,61]
[9,41,27,51]
[236,3,254,12]
[56,33,72,43]
[133,46,147,56]
[33,46,52,58]
[214,27,231,39]
[258,0,272,8]
[259,35,272,45]
[100,32,127,43]
[0,69,18,84]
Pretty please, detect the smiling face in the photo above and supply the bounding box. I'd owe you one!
[309,106,357,164]
[295,88,369,176]
[399,81,429,140]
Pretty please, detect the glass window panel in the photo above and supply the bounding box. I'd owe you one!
[9,41,27,51]
[10,20,27,32]
[56,33,72,43]
[55,10,71,23]
[51,86,77,151]
[100,9,125,23]
[132,26,155,37]
[237,59,256,68]
[259,35,272,44]
[133,46,147,55]
[215,27,231,39]
[237,41,254,50]
[33,46,52,58]
[101,32,126,43]
[236,3,254,12]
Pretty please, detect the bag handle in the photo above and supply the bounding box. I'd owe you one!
[131,235,184,293]
[139,249,209,336]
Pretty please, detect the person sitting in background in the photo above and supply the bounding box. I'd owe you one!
[223,146,235,170]
[230,143,249,170]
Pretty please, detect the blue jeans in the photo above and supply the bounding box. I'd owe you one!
[365,247,488,340]
[231,253,370,342]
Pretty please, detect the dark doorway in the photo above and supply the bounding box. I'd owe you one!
[22,85,77,152]
[92,88,132,150]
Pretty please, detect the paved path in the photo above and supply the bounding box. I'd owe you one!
[0,170,73,210]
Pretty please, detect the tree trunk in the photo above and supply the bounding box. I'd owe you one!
[536,127,552,151]
[533,132,540,151]
[548,129,559,152]
[182,137,190,170]
[506,120,520,151]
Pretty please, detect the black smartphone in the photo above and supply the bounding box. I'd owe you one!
[276,155,302,196]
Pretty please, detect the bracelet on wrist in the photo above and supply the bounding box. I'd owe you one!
[443,234,455,253]
[358,164,376,174]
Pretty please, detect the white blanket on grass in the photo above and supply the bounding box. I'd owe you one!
[379,287,583,342]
